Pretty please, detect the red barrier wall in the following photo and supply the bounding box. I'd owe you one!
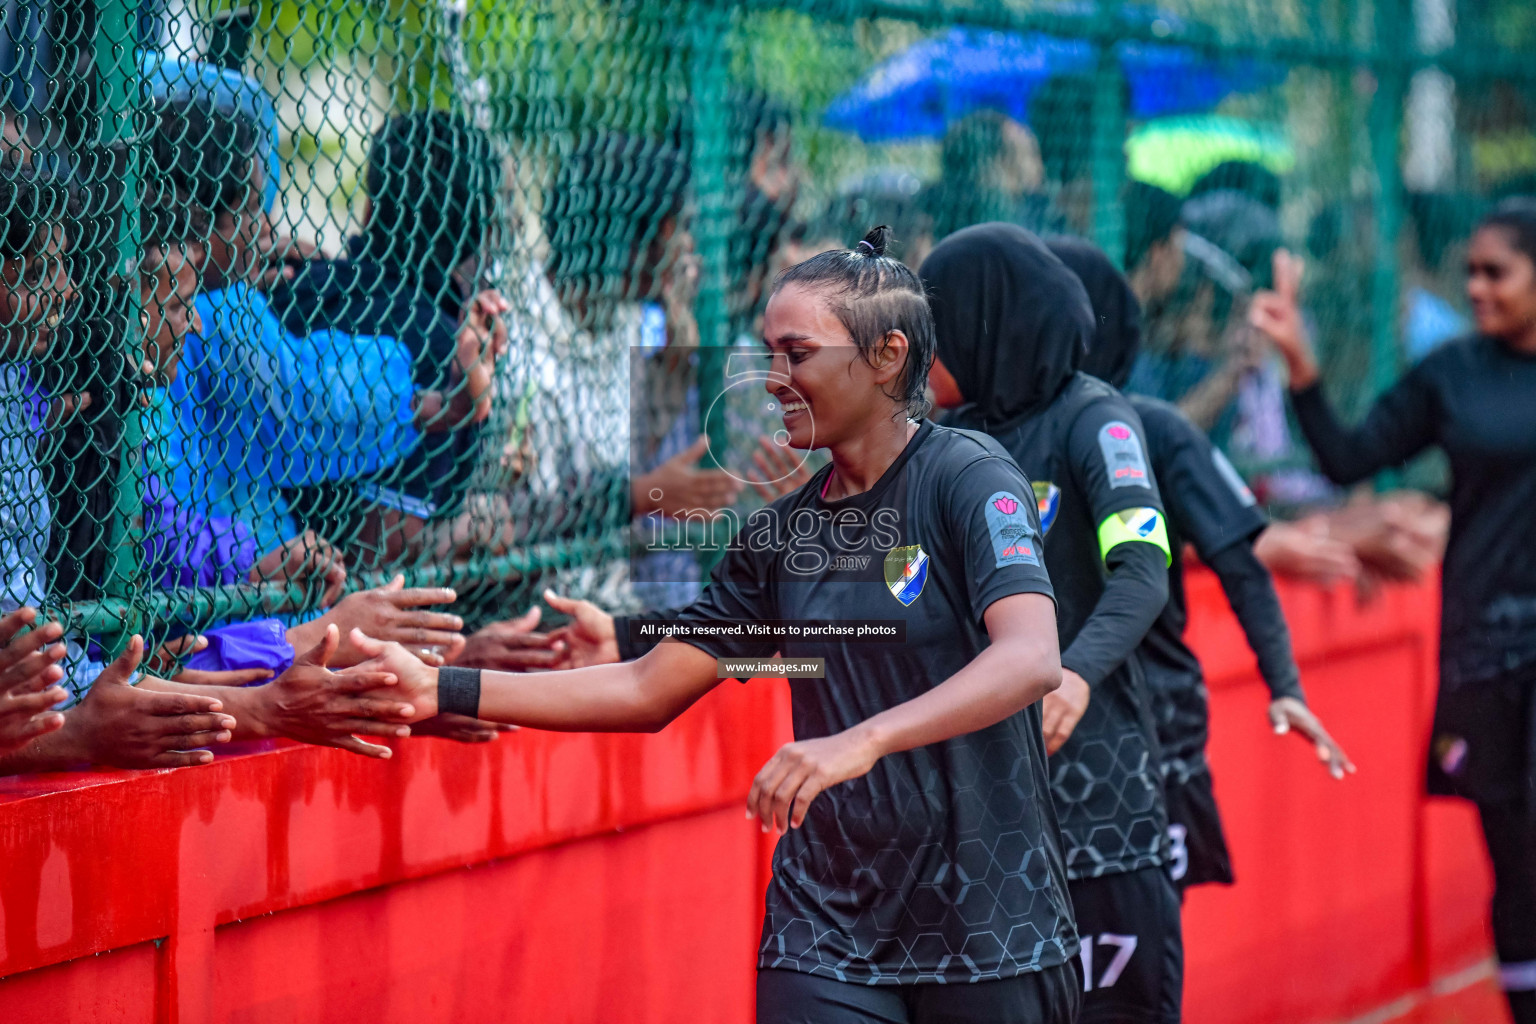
[0,570,1497,1023]
[1182,567,1497,1024]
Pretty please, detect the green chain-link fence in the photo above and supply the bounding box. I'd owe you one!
[2,0,1534,678]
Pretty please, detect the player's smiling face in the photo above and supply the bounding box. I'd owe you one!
[761,282,907,451]
[1467,225,1536,347]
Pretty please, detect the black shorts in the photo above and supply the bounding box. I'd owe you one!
[755,962,1082,1024]
[1427,667,1536,808]
[1069,867,1183,1024]
[1164,765,1234,891]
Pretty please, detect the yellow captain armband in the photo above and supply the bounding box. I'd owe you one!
[1096,507,1172,566]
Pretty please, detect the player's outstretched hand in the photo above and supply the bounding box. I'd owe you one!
[1041,669,1091,756]
[1269,696,1355,780]
[344,630,441,720]
[254,625,411,759]
[749,730,882,835]
[543,590,619,668]
[0,608,69,754]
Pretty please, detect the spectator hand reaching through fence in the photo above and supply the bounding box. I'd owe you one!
[1254,519,1362,586]
[237,625,411,759]
[456,606,567,672]
[453,289,511,426]
[148,635,274,687]
[0,609,68,755]
[750,435,815,502]
[45,637,237,770]
[632,436,745,518]
[248,530,348,610]
[287,576,465,667]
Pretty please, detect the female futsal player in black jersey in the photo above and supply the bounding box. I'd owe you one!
[1248,198,1536,1024]
[349,228,1082,1024]
[923,224,1181,1024]
[1048,235,1352,894]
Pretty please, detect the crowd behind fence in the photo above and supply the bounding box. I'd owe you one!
[0,0,1533,684]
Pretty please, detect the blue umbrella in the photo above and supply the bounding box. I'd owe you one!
[824,26,1284,143]
[825,28,1093,142]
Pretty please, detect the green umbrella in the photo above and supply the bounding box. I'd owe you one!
[1125,114,1295,195]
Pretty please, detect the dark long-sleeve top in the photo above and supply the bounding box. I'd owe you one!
[1128,394,1302,763]
[1290,335,1536,685]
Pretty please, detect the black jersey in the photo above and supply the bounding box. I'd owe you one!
[678,421,1077,985]
[1291,336,1536,686]
[951,374,1171,880]
[1130,394,1269,763]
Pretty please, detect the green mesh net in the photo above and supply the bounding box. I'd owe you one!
[0,0,1531,681]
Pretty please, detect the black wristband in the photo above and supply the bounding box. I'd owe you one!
[437,666,481,718]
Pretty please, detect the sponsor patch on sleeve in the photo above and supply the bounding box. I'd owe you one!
[1098,420,1150,490]
[984,490,1041,568]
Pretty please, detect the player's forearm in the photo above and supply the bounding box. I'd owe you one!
[472,644,714,733]
[1061,542,1168,686]
[1206,541,1305,703]
[854,634,1060,761]
[614,607,686,661]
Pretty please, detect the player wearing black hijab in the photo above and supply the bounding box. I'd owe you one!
[350,227,1082,1024]
[923,223,1181,1024]
[1049,235,1353,894]
[1250,198,1536,1024]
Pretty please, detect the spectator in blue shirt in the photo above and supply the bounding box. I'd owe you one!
[147,98,506,555]
[272,110,508,563]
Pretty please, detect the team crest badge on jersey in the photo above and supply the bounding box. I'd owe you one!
[1031,481,1061,535]
[1099,421,1149,489]
[883,545,930,606]
[984,491,1041,568]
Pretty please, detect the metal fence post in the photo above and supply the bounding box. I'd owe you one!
[95,0,145,625]
[690,0,732,570]
[1370,0,1408,398]
[1369,0,1408,492]
[1090,2,1127,267]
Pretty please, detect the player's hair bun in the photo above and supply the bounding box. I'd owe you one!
[855,225,892,258]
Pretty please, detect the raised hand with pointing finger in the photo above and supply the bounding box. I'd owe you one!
[1248,249,1319,388]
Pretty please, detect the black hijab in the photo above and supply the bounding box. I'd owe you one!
[921,222,1095,424]
[1046,236,1144,389]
